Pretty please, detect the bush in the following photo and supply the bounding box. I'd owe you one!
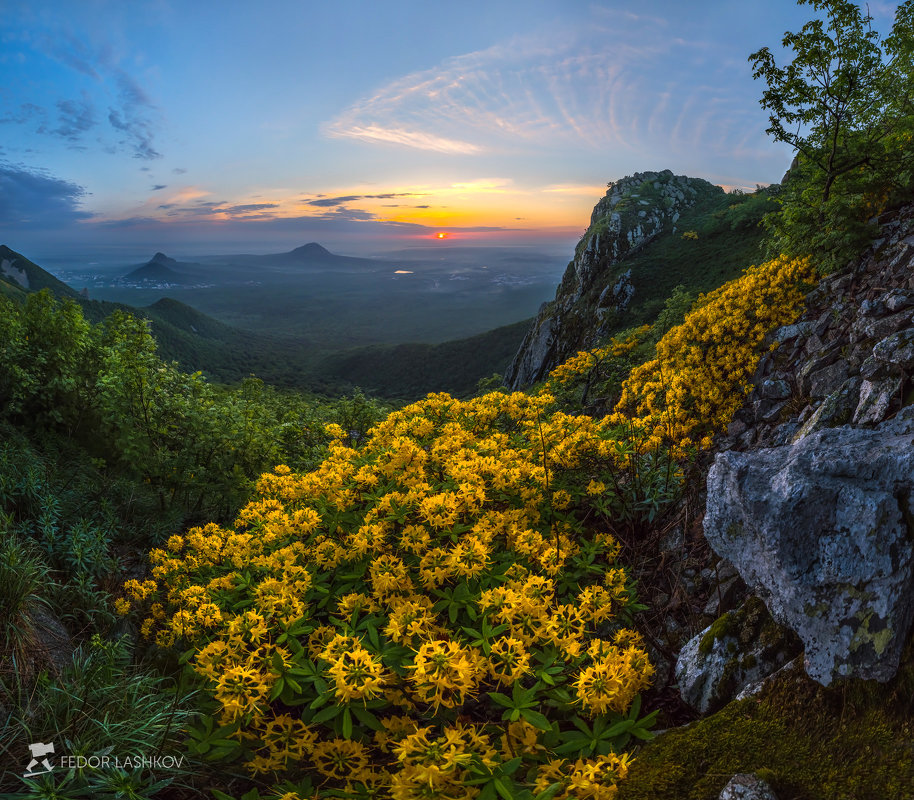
[123,391,665,799]
[613,255,816,453]
[751,0,914,272]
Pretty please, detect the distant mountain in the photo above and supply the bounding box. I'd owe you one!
[0,245,81,299]
[287,243,332,260]
[121,252,201,285]
[227,242,387,272]
[1,244,556,399]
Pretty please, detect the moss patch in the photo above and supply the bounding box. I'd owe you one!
[618,643,914,800]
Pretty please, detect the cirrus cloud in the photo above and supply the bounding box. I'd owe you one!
[324,18,780,175]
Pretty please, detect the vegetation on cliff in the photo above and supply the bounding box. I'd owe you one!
[752,0,914,272]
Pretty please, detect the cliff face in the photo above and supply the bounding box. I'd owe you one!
[505,170,723,388]
[700,201,914,688]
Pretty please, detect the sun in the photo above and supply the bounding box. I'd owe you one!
[435,232,448,240]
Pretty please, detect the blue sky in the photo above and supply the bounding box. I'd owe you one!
[0,0,902,257]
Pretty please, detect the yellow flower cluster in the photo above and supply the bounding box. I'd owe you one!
[544,326,651,390]
[390,723,497,800]
[612,255,815,453]
[124,389,656,797]
[535,752,633,799]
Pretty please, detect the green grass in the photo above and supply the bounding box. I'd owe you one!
[0,635,197,799]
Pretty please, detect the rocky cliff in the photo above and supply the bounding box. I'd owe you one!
[505,170,724,388]
[701,203,914,688]
[617,202,914,798]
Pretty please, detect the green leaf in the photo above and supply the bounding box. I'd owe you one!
[499,757,523,776]
[479,782,497,800]
[488,692,514,708]
[602,719,634,739]
[519,708,553,732]
[342,707,353,739]
[366,621,381,650]
[268,677,285,701]
[352,706,381,731]
[553,737,591,755]
[311,704,341,724]
[534,782,564,800]
[570,716,592,736]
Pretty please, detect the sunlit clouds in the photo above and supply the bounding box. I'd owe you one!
[326,125,482,155]
[114,176,588,235]
[324,23,776,172]
[1,0,825,253]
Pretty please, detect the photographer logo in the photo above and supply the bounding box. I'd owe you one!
[24,742,56,778]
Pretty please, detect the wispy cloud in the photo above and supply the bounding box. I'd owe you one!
[151,184,167,191]
[0,103,47,126]
[327,124,482,154]
[324,30,654,154]
[325,18,772,169]
[46,93,96,140]
[5,33,163,160]
[222,202,279,214]
[107,68,161,160]
[306,192,423,207]
[541,183,607,195]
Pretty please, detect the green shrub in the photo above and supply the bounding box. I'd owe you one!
[125,391,664,799]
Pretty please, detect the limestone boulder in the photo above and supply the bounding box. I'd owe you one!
[719,774,779,800]
[675,597,800,713]
[705,408,914,685]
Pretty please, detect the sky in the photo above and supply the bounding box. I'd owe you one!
[0,0,904,258]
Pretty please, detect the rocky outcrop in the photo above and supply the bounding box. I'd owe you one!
[505,171,722,388]
[705,408,914,686]
[703,203,914,688]
[720,204,914,452]
[675,597,800,713]
[719,774,779,800]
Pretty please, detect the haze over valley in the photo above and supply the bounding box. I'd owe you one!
[46,243,569,347]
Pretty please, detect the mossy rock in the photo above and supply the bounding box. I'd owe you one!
[620,641,914,799]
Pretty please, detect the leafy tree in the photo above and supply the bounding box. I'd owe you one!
[0,292,100,434]
[751,0,914,270]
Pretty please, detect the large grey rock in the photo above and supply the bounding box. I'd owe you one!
[807,360,849,399]
[719,774,778,800]
[772,321,813,342]
[852,377,901,425]
[792,377,861,441]
[851,309,913,343]
[705,409,914,686]
[675,598,800,713]
[872,328,914,369]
